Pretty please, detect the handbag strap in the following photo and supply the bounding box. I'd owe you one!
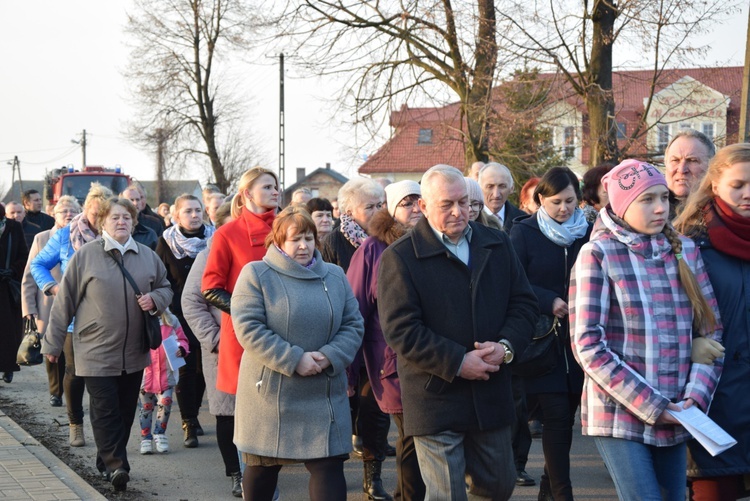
[106,248,143,297]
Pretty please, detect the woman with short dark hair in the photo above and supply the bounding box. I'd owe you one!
[43,197,172,492]
[581,163,615,223]
[510,166,592,501]
[232,206,364,500]
[306,198,335,242]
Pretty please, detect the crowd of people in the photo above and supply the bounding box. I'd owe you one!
[0,127,748,501]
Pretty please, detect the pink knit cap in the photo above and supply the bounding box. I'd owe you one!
[601,159,666,218]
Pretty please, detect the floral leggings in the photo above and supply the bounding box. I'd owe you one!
[139,388,174,440]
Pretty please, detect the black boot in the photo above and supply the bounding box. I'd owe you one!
[230,471,242,498]
[182,419,198,448]
[538,474,553,501]
[363,460,393,501]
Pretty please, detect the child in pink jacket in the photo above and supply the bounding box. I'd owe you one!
[139,309,189,454]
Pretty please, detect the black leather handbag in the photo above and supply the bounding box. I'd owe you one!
[16,316,43,366]
[511,315,561,378]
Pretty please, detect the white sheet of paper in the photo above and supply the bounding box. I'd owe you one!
[667,404,736,457]
[162,334,186,372]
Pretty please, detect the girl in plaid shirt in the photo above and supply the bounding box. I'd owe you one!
[569,159,723,501]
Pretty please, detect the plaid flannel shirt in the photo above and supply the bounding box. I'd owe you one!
[569,210,723,446]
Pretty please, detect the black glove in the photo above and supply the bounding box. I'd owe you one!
[202,288,232,315]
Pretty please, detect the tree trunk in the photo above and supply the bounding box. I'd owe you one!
[586,0,619,166]
[463,0,497,168]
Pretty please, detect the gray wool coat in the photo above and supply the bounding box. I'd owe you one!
[181,240,236,417]
[231,245,364,460]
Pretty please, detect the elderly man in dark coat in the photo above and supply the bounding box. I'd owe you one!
[378,164,538,501]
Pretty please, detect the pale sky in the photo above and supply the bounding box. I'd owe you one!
[0,1,747,199]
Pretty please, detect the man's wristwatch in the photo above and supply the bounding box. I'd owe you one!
[498,340,514,364]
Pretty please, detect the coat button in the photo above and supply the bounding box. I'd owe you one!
[380,370,384,375]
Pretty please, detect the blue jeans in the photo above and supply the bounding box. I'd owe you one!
[414,426,515,501]
[595,436,687,501]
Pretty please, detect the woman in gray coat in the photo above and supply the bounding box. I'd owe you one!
[232,206,364,501]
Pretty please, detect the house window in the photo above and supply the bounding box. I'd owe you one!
[680,122,693,131]
[418,128,433,144]
[616,122,627,140]
[563,126,575,159]
[656,124,670,154]
[702,122,715,141]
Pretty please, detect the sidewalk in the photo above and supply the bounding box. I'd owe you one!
[0,410,105,501]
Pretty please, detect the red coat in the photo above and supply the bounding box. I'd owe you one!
[201,207,275,394]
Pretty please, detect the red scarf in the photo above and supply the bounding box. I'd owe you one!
[705,198,750,261]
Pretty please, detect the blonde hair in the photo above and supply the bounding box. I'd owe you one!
[231,167,279,219]
[84,183,113,210]
[160,307,178,327]
[662,224,716,335]
[674,143,750,235]
[55,195,81,213]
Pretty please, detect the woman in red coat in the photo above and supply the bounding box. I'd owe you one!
[201,167,279,493]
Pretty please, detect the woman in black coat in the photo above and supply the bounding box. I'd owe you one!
[510,167,592,501]
[155,194,214,448]
[0,205,29,383]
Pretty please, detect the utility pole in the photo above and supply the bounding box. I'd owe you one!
[71,129,87,168]
[155,128,168,203]
[9,156,23,198]
[739,7,750,142]
[279,53,286,191]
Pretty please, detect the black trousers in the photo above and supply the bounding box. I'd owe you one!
[176,340,206,420]
[536,391,580,501]
[353,371,390,461]
[511,375,532,472]
[84,370,143,474]
[393,413,425,501]
[216,415,240,475]
[62,333,85,425]
[243,456,347,501]
[45,349,65,397]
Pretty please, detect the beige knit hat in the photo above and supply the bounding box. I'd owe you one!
[385,180,421,217]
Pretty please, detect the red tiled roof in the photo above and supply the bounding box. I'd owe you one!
[359,66,743,175]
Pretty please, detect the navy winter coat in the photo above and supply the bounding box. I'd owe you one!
[687,236,750,478]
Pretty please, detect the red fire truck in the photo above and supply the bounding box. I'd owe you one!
[44,165,131,205]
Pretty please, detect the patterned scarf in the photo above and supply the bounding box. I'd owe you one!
[69,212,98,251]
[162,224,215,260]
[705,198,750,261]
[537,207,589,247]
[339,213,368,249]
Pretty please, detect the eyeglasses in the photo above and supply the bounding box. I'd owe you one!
[469,202,484,211]
[55,208,78,215]
[397,199,421,210]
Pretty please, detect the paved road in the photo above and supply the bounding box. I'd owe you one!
[0,364,619,500]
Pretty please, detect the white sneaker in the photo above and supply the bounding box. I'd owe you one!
[154,434,169,453]
[140,439,153,455]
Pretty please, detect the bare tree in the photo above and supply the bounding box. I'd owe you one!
[280,0,505,167]
[124,0,264,192]
[498,0,740,165]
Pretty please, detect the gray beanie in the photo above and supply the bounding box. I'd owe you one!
[385,180,421,217]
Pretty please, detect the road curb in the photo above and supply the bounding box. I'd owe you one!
[0,409,106,500]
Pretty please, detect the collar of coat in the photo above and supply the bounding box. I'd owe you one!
[101,232,140,255]
[263,244,329,280]
[407,217,507,282]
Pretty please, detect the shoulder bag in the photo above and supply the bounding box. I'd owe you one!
[16,316,43,366]
[511,315,561,378]
[107,250,162,353]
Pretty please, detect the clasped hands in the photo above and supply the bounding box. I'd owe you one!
[295,351,331,376]
[458,341,507,380]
